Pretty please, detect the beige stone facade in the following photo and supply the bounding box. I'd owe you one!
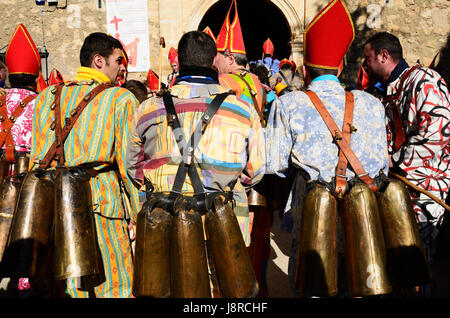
[0,0,448,86]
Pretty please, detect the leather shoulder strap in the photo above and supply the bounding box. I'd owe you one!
[305,90,378,193]
[334,91,355,198]
[237,72,265,126]
[38,83,113,169]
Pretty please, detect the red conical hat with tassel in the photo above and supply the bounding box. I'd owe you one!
[216,0,246,55]
[203,26,217,43]
[262,38,274,56]
[168,47,178,65]
[357,65,371,90]
[48,68,64,86]
[5,24,41,76]
[303,0,355,70]
[147,69,160,91]
[36,72,48,93]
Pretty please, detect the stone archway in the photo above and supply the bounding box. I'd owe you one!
[185,0,304,64]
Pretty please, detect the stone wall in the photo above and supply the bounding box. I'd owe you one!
[0,0,448,86]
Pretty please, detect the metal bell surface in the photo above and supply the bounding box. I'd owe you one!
[53,168,102,281]
[294,184,338,297]
[377,179,431,287]
[341,182,392,297]
[205,195,259,298]
[133,199,172,298]
[170,197,211,298]
[2,170,54,278]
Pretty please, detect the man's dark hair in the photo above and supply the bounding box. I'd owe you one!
[365,32,403,62]
[121,79,148,103]
[80,32,124,67]
[8,73,37,88]
[178,31,217,69]
[305,65,338,80]
[280,63,292,71]
[252,64,270,86]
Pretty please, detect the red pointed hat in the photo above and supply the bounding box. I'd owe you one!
[216,0,246,55]
[279,58,295,70]
[303,0,355,70]
[5,24,41,76]
[48,68,64,86]
[147,69,160,91]
[203,26,217,43]
[263,38,274,55]
[168,47,178,65]
[36,72,47,93]
[357,65,371,90]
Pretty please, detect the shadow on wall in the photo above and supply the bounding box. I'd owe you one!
[340,4,386,88]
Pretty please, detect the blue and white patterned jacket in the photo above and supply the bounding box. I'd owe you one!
[266,76,389,184]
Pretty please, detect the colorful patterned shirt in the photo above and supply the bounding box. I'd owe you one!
[219,70,266,116]
[269,69,304,91]
[126,77,266,245]
[29,67,141,221]
[386,65,450,248]
[2,88,36,152]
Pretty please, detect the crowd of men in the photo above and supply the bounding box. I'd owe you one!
[0,0,449,299]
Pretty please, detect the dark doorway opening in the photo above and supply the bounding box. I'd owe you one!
[198,0,292,62]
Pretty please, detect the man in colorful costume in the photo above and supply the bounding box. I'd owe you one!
[29,32,140,298]
[265,0,389,296]
[213,0,272,297]
[0,23,42,297]
[269,58,304,92]
[363,32,450,296]
[167,47,179,87]
[257,38,280,77]
[125,30,265,297]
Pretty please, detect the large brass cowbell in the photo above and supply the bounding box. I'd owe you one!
[341,183,392,296]
[53,168,102,281]
[295,180,429,297]
[2,170,54,278]
[0,155,29,267]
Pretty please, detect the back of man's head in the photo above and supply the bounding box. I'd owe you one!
[365,32,403,62]
[178,31,217,69]
[80,32,123,67]
[9,73,37,89]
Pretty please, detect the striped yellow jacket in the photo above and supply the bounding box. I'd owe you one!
[29,70,140,221]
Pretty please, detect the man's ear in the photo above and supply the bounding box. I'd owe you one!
[213,54,220,68]
[91,53,105,70]
[302,65,307,80]
[379,49,390,63]
[227,54,235,66]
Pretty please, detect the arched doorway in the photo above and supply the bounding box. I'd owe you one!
[196,0,297,63]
